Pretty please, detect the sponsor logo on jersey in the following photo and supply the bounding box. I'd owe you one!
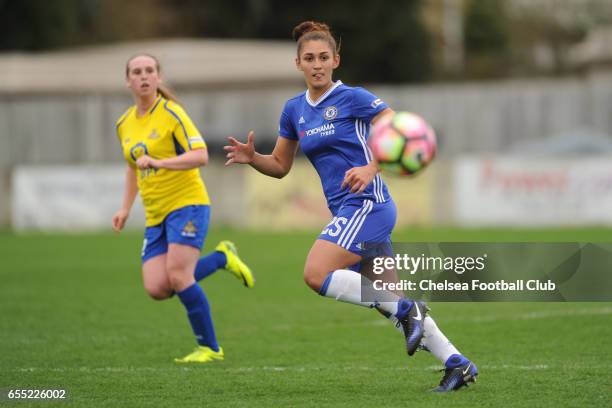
[181,221,197,238]
[371,98,384,108]
[299,116,305,124]
[148,129,160,139]
[302,123,336,138]
[324,105,338,120]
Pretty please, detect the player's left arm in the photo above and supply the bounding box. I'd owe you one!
[342,108,394,193]
[371,108,394,125]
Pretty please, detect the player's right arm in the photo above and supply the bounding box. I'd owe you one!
[224,131,298,179]
[112,165,138,232]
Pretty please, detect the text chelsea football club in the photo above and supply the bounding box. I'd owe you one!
[373,279,556,292]
[370,254,556,292]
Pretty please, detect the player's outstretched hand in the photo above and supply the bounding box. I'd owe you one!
[224,131,256,166]
[112,208,129,232]
[341,162,378,193]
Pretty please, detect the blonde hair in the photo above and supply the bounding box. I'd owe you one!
[125,53,178,102]
[292,21,340,57]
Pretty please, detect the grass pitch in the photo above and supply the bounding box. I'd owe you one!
[0,228,610,407]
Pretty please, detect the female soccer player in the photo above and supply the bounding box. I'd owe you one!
[113,53,254,363]
[224,21,477,391]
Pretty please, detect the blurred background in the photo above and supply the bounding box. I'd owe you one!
[2,0,612,231]
[2,3,611,405]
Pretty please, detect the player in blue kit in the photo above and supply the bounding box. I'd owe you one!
[224,21,477,391]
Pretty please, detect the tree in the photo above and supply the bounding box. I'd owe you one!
[0,0,433,82]
[463,0,510,78]
[464,0,508,53]
[0,0,86,50]
[168,0,432,83]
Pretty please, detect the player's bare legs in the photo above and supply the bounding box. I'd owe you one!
[304,239,361,291]
[142,254,173,300]
[166,243,200,292]
[141,245,213,300]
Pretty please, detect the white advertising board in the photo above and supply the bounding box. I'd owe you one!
[455,157,612,226]
[12,165,146,231]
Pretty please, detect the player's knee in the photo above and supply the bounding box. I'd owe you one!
[303,264,326,292]
[144,284,172,300]
[167,266,194,292]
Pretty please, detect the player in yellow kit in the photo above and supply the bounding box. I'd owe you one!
[112,53,254,363]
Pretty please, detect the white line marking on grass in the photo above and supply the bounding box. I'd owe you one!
[270,307,612,332]
[463,307,612,323]
[424,364,549,371]
[367,307,612,326]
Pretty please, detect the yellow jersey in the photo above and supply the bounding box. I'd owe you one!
[116,95,210,226]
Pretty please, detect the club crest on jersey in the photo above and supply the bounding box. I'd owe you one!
[181,221,197,238]
[323,105,338,121]
[130,142,148,161]
[148,129,160,139]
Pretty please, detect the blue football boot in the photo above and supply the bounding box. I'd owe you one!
[395,300,429,356]
[433,358,478,392]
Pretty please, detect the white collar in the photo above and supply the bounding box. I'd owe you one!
[305,80,343,107]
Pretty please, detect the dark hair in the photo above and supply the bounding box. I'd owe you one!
[125,53,178,102]
[292,21,340,57]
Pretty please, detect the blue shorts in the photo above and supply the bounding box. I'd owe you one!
[318,199,397,258]
[141,205,210,263]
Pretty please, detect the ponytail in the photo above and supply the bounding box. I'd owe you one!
[157,83,178,103]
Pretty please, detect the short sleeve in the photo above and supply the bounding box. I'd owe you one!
[164,101,207,151]
[115,108,136,168]
[278,101,298,140]
[115,108,130,142]
[351,87,388,123]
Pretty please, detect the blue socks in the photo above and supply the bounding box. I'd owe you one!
[445,353,470,369]
[177,283,219,351]
[176,251,227,349]
[193,251,227,281]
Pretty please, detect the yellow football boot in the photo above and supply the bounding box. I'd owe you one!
[215,240,255,288]
[174,346,224,364]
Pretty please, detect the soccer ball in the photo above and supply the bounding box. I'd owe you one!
[368,112,437,176]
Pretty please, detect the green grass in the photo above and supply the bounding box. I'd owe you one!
[0,228,611,407]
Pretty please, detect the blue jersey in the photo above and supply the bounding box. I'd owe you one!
[279,81,391,215]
